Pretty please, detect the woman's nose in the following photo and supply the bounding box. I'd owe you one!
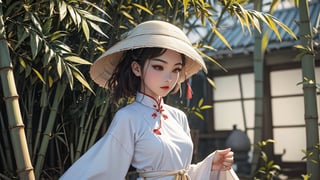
[164,72,172,82]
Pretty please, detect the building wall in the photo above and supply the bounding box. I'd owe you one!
[206,46,320,177]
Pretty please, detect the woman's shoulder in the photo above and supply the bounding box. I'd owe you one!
[164,104,190,132]
[107,103,142,132]
[164,104,186,116]
[163,104,188,125]
[113,102,140,119]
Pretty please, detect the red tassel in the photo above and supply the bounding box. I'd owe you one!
[186,79,192,99]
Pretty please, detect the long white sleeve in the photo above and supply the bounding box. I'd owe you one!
[60,110,135,180]
[188,152,239,180]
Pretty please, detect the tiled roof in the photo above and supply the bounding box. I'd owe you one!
[209,3,320,56]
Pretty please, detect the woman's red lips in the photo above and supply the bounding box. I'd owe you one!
[161,86,169,90]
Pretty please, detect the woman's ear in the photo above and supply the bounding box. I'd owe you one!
[131,61,142,77]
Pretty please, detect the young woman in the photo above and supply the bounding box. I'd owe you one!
[60,20,238,180]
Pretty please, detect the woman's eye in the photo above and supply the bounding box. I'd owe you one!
[173,67,182,73]
[152,65,163,70]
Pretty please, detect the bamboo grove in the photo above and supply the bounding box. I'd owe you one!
[0,0,316,179]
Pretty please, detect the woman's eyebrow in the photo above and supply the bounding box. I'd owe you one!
[150,58,167,64]
[151,58,183,66]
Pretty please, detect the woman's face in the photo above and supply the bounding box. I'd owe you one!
[138,49,183,100]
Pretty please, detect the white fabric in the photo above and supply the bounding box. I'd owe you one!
[189,152,239,180]
[60,93,239,180]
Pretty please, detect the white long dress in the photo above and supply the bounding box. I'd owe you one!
[60,92,238,180]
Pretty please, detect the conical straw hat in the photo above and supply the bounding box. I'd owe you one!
[90,20,207,88]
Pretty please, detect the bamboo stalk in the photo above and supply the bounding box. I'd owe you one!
[0,3,35,180]
[0,111,13,172]
[74,92,91,161]
[88,100,109,148]
[84,109,94,152]
[32,83,48,163]
[21,87,35,157]
[251,0,264,176]
[34,82,67,179]
[299,1,320,179]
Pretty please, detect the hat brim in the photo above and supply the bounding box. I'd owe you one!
[90,21,207,88]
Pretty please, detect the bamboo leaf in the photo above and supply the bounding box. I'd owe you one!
[81,19,90,41]
[198,98,204,107]
[267,160,274,168]
[30,32,41,59]
[166,0,173,8]
[49,0,54,16]
[15,26,29,50]
[88,21,108,38]
[72,69,94,93]
[65,56,92,65]
[264,14,281,41]
[121,11,134,20]
[212,28,231,50]
[273,18,297,39]
[76,10,82,26]
[18,58,25,74]
[252,11,269,27]
[132,3,153,15]
[29,12,42,32]
[67,5,79,27]
[81,10,109,23]
[56,56,63,78]
[43,18,53,35]
[44,45,55,66]
[252,19,261,33]
[48,76,54,88]
[247,12,261,33]
[19,57,26,69]
[25,64,32,78]
[194,111,204,120]
[198,50,227,72]
[183,0,189,17]
[272,164,281,171]
[261,151,268,162]
[65,64,74,90]
[59,1,67,21]
[294,44,306,50]
[234,10,246,33]
[262,30,269,53]
[269,0,280,14]
[49,31,67,41]
[238,4,250,27]
[206,77,216,88]
[32,68,45,84]
[55,41,72,52]
[82,0,110,18]
[200,105,213,110]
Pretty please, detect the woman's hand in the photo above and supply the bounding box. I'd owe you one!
[211,148,234,171]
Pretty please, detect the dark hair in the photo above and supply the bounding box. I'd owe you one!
[108,47,186,104]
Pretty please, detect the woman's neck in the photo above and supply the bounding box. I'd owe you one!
[137,92,162,104]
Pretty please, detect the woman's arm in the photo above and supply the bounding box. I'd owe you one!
[60,110,135,180]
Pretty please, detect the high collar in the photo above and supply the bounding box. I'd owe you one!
[135,92,164,111]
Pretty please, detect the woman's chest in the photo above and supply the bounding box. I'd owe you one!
[132,115,193,168]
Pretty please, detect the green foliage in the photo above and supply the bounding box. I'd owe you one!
[173,97,213,120]
[254,139,281,180]
[300,143,320,180]
[294,21,319,61]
